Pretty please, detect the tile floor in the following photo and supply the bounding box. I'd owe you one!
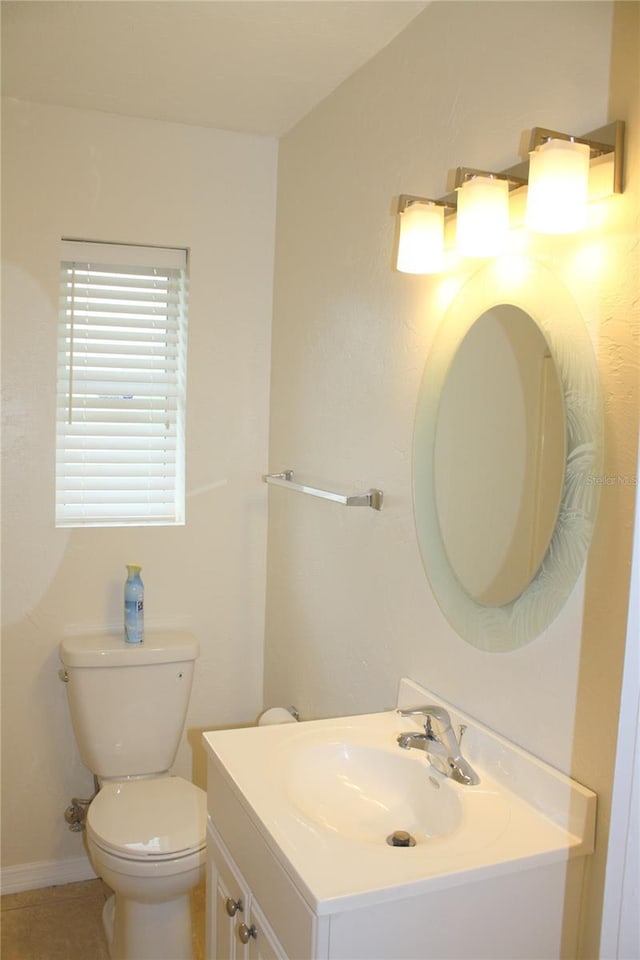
[1,877,206,960]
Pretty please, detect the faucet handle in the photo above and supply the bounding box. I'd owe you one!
[398,704,452,735]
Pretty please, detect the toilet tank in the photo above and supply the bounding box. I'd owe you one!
[60,631,199,779]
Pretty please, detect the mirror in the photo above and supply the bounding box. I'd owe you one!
[413,260,602,651]
[434,305,566,606]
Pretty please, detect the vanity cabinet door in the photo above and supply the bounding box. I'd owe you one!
[208,819,288,960]
[207,821,249,960]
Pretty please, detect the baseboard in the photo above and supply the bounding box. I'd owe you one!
[1,855,98,894]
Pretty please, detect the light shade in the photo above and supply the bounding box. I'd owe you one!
[396,201,445,274]
[456,176,510,257]
[525,138,590,234]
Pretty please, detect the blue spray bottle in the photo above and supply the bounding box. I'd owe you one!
[124,564,144,644]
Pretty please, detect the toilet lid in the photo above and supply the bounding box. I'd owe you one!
[87,776,206,860]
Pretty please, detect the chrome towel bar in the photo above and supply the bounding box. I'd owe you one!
[263,470,383,511]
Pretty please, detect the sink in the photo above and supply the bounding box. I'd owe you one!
[286,741,461,842]
[284,737,510,850]
[203,678,597,912]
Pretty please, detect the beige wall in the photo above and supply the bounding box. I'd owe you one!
[1,101,277,872]
[266,2,639,956]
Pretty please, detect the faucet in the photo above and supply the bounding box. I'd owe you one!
[396,705,479,786]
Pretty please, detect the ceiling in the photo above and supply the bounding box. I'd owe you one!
[1,1,427,137]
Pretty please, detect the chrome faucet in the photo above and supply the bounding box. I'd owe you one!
[396,705,479,785]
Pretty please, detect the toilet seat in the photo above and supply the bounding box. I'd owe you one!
[87,775,206,862]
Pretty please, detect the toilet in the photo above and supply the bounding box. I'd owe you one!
[59,631,207,960]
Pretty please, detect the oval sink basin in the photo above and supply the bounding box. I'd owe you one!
[286,742,462,843]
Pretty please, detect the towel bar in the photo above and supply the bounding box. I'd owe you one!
[263,470,383,511]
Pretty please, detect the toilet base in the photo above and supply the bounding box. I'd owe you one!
[88,828,204,960]
[103,890,194,960]
[102,895,116,950]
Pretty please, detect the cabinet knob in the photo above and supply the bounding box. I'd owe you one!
[225,897,243,917]
[238,922,258,944]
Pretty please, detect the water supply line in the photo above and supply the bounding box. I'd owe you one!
[64,775,99,832]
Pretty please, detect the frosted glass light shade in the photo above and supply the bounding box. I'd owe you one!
[456,176,510,257]
[525,138,590,234]
[396,202,445,274]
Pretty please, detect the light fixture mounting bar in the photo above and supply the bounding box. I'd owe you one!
[454,166,528,190]
[397,194,457,215]
[530,120,625,193]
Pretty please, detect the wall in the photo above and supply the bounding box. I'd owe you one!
[265,2,638,956]
[1,100,277,881]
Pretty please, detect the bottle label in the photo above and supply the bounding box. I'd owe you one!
[125,599,144,644]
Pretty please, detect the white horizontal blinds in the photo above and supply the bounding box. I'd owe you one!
[56,240,188,526]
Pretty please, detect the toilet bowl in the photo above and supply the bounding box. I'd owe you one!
[87,775,207,960]
[59,631,205,960]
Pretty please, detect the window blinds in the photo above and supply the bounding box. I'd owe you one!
[56,240,188,526]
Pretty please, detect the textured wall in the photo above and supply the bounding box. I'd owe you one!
[266,2,639,955]
[1,101,277,871]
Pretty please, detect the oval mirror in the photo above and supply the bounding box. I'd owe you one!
[413,260,602,651]
[434,305,566,606]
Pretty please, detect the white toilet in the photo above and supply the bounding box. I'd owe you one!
[59,631,207,960]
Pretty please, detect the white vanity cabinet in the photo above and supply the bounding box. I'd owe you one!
[203,682,597,960]
[205,750,583,960]
[206,799,584,960]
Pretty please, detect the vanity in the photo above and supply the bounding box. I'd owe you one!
[203,679,596,960]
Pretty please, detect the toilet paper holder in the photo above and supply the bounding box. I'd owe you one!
[258,705,300,725]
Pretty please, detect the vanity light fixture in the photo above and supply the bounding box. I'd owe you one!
[396,195,456,274]
[525,125,623,234]
[455,169,526,258]
[393,120,624,274]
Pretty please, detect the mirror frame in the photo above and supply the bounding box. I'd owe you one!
[413,259,602,651]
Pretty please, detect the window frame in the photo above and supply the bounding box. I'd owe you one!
[55,239,188,528]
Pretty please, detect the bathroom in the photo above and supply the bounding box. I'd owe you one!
[1,1,638,958]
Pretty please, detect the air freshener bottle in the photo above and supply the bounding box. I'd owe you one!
[124,564,144,644]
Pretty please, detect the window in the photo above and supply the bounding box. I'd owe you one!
[56,240,188,527]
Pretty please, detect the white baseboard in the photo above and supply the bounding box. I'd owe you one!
[1,856,98,894]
